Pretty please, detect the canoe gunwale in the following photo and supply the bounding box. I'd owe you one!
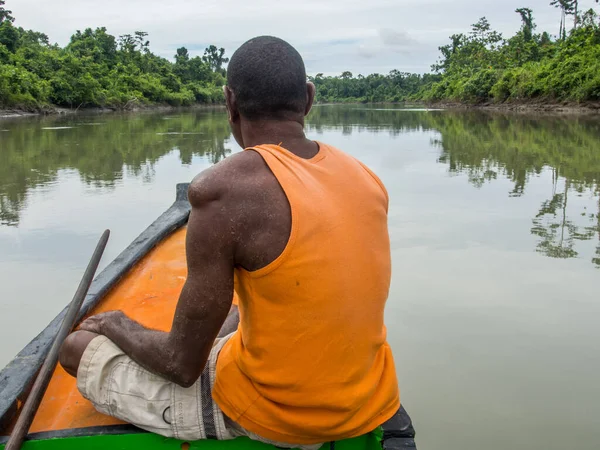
[0,183,192,430]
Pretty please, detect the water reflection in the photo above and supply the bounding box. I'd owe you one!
[308,106,600,267]
[0,109,231,227]
[1,106,599,266]
[1,106,598,450]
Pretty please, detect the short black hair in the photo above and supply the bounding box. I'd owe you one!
[227,36,307,120]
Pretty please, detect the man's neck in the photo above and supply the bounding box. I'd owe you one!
[240,120,318,159]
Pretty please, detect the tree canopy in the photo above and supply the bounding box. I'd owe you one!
[419,3,600,104]
[0,2,226,109]
[300,3,600,105]
[0,1,599,109]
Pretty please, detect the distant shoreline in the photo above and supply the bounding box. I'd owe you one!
[0,103,225,120]
[426,100,600,115]
[2,100,600,120]
[315,100,600,114]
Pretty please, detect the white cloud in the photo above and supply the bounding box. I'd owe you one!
[380,29,418,50]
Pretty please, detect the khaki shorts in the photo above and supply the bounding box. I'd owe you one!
[77,333,321,450]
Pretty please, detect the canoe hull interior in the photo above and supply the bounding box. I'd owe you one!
[0,184,192,430]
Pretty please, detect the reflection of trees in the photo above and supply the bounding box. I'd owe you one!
[430,112,600,267]
[0,109,231,226]
[0,196,19,226]
[531,173,599,261]
[531,181,578,259]
[4,104,599,267]
[594,232,600,266]
[310,105,600,268]
[307,105,432,135]
[431,112,600,268]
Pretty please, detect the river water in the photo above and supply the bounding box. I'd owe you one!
[0,105,599,449]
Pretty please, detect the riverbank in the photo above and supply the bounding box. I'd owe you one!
[317,100,600,114]
[427,100,600,115]
[3,99,600,120]
[0,103,225,120]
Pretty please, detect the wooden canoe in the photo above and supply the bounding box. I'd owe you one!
[0,184,416,449]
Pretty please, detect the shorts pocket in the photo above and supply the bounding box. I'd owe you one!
[107,361,174,434]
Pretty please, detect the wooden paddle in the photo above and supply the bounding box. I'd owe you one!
[5,229,111,450]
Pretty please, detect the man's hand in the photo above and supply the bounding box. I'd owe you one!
[79,311,126,335]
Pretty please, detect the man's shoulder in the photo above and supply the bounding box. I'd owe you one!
[322,143,389,206]
[188,150,268,208]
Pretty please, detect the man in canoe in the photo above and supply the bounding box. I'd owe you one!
[59,36,400,447]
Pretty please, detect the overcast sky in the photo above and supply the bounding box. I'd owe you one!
[9,0,600,75]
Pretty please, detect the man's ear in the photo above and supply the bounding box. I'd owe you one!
[305,82,316,116]
[223,86,239,122]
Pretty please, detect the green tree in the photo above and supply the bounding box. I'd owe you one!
[117,34,136,53]
[175,46,189,64]
[0,0,14,23]
[19,29,49,46]
[68,27,117,64]
[470,17,491,43]
[202,45,228,73]
[470,17,504,50]
[516,7,535,41]
[0,2,226,110]
[174,46,190,81]
[420,4,600,104]
[432,34,464,73]
[580,8,599,28]
[0,20,18,51]
[187,55,211,82]
[134,31,150,53]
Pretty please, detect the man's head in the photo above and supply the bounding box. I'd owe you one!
[224,36,315,146]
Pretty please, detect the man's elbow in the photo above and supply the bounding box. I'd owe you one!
[164,338,212,388]
[174,374,198,389]
[168,359,207,388]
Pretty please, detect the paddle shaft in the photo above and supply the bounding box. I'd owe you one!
[5,230,110,450]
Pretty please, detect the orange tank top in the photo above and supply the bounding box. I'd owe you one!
[213,143,399,444]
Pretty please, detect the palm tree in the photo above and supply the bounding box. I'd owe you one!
[550,0,576,39]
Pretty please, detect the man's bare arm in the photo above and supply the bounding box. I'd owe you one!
[79,178,236,387]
